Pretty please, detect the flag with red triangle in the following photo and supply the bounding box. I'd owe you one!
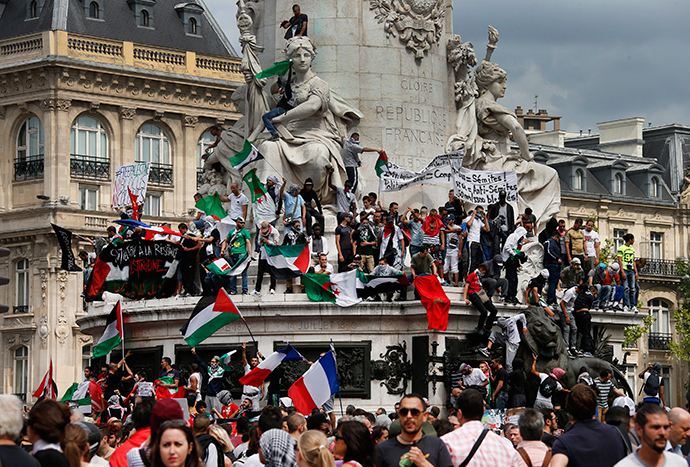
[93,301,123,358]
[128,187,140,221]
[33,359,58,400]
[180,289,243,348]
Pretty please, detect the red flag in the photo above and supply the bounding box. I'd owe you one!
[414,276,449,331]
[33,360,58,400]
[90,380,105,414]
[128,187,140,221]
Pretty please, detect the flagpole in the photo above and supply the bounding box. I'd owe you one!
[241,317,259,347]
[330,339,344,417]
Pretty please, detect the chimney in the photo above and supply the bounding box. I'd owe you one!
[597,117,645,157]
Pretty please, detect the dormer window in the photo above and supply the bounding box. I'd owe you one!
[573,168,584,190]
[86,0,104,19]
[27,0,45,19]
[614,172,624,194]
[189,17,197,34]
[650,176,660,198]
[175,2,204,36]
[29,0,37,17]
[130,0,156,29]
[140,9,149,26]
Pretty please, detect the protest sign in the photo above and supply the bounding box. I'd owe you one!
[379,151,463,192]
[112,163,150,208]
[452,165,518,205]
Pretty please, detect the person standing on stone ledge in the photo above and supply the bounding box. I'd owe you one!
[281,4,308,39]
[341,133,382,194]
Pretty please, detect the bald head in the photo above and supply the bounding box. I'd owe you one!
[668,407,690,448]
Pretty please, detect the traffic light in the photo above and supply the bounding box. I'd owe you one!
[0,247,9,314]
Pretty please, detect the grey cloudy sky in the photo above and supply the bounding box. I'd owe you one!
[205,0,690,133]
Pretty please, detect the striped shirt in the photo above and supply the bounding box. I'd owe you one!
[517,440,550,467]
[442,420,520,467]
[594,378,614,409]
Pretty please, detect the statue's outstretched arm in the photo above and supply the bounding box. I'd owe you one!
[272,95,321,125]
[495,113,532,161]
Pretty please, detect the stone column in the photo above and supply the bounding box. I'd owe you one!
[254,0,456,208]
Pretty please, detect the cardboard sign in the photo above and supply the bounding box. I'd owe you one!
[112,163,150,208]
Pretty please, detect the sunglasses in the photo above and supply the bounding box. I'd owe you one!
[398,408,422,417]
[160,419,187,428]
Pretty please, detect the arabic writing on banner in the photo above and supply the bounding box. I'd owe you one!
[452,166,518,205]
[112,163,150,208]
[379,151,464,192]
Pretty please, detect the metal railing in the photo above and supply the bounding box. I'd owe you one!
[70,155,110,180]
[648,332,672,351]
[639,259,679,277]
[146,162,173,186]
[13,305,29,314]
[14,155,44,181]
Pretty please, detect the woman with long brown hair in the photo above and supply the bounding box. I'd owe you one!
[150,422,202,467]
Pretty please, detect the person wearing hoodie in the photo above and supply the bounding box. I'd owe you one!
[482,254,508,300]
[301,178,323,235]
[502,226,527,304]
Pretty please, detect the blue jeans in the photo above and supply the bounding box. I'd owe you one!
[546,263,560,304]
[596,285,611,309]
[623,270,636,307]
[262,107,287,135]
[228,254,248,293]
[495,391,508,410]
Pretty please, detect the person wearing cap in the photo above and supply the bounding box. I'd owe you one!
[336,212,355,272]
[348,253,365,272]
[588,262,608,311]
[478,313,527,373]
[482,254,508,300]
[327,166,357,218]
[530,355,569,409]
[458,363,489,397]
[639,362,666,407]
[600,263,625,311]
[559,257,584,290]
[220,216,252,295]
[254,221,280,295]
[443,214,464,287]
[301,178,323,235]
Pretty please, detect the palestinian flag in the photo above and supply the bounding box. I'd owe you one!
[229,139,264,171]
[243,168,267,203]
[33,360,58,401]
[255,59,292,79]
[239,345,305,387]
[195,193,228,220]
[180,289,243,348]
[61,381,101,414]
[263,243,310,280]
[154,377,187,399]
[93,301,123,358]
[355,270,409,298]
[207,254,251,277]
[221,350,236,371]
[375,151,390,177]
[303,270,362,307]
[380,221,403,260]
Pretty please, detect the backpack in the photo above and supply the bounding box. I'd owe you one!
[539,376,558,399]
[644,373,661,396]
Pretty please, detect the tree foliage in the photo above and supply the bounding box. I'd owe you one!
[623,315,657,348]
[668,259,690,361]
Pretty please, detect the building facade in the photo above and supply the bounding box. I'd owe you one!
[0,0,243,401]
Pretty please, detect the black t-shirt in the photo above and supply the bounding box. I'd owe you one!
[34,449,70,467]
[507,369,525,397]
[104,371,122,399]
[375,435,453,467]
[335,225,353,251]
[181,236,198,260]
[528,276,547,292]
[200,229,221,264]
[493,367,508,395]
[284,13,308,39]
[574,292,594,312]
[0,445,41,467]
[355,227,376,256]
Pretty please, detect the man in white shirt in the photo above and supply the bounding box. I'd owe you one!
[583,220,600,274]
[313,253,334,274]
[220,182,249,226]
[479,313,527,372]
[559,284,588,356]
[241,342,264,411]
[464,207,490,274]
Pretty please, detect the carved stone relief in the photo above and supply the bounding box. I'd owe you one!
[40,269,47,305]
[184,115,198,127]
[38,315,49,347]
[370,342,412,395]
[120,107,137,119]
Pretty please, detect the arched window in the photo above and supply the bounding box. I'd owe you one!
[614,172,624,194]
[136,123,170,165]
[197,129,217,187]
[14,346,29,399]
[573,169,584,190]
[17,116,44,161]
[71,115,108,160]
[650,176,660,198]
[140,9,149,27]
[15,259,29,314]
[29,0,37,18]
[648,299,670,335]
[188,17,198,34]
[89,1,99,18]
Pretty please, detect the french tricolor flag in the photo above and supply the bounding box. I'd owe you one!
[239,345,305,387]
[288,351,339,415]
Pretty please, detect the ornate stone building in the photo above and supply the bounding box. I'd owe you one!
[0,0,243,401]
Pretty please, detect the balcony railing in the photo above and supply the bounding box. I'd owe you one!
[648,332,672,351]
[145,162,173,186]
[639,259,679,277]
[13,305,29,314]
[14,155,44,181]
[70,155,110,180]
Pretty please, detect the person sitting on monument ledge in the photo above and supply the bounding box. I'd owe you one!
[301,178,323,235]
[280,4,308,40]
[263,61,296,142]
[410,246,436,300]
[313,252,334,274]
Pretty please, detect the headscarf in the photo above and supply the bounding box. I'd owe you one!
[259,429,297,467]
[550,367,566,381]
[267,175,282,191]
[209,356,222,376]
[217,390,233,406]
[108,395,121,407]
[503,226,527,261]
[459,363,472,373]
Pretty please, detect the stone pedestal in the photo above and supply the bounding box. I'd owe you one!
[254,0,456,208]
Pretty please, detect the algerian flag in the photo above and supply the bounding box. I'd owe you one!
[93,301,123,358]
[207,254,251,277]
[255,59,292,79]
[61,382,92,414]
[195,193,228,221]
[375,150,390,177]
[229,140,264,171]
[303,270,362,307]
[180,289,243,348]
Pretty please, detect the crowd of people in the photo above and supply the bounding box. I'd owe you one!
[3,381,689,467]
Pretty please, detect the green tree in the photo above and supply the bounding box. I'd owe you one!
[667,259,690,361]
[623,315,657,348]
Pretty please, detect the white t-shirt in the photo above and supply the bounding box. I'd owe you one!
[613,451,686,467]
[359,206,375,220]
[191,371,203,401]
[465,215,484,243]
[535,373,562,407]
[315,263,334,273]
[243,453,265,467]
[583,229,600,257]
[228,192,249,220]
[642,371,663,398]
[461,368,487,387]
[560,287,578,314]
